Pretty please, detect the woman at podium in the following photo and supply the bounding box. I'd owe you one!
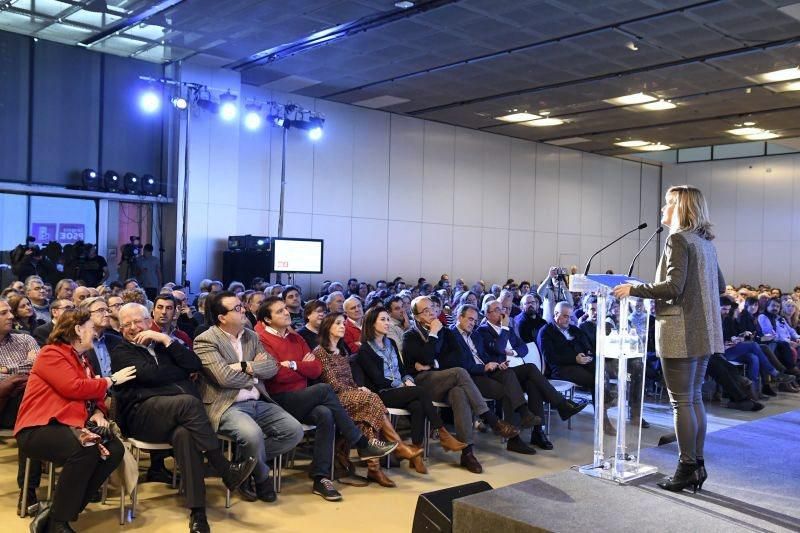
[613,186,724,493]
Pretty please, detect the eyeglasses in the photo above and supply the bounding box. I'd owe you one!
[414,307,434,316]
[224,304,245,314]
[90,308,111,315]
[120,318,149,329]
[108,303,123,309]
[53,305,76,311]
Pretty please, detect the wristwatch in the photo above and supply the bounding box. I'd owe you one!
[290,361,298,371]
[110,375,117,385]
[241,361,248,373]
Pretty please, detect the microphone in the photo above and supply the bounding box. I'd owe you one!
[583,222,647,275]
[627,226,663,277]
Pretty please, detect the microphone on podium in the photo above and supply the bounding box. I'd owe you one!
[627,226,664,277]
[583,222,647,276]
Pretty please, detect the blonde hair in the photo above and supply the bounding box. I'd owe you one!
[666,185,714,240]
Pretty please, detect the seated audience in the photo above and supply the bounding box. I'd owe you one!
[0,299,44,514]
[78,297,121,378]
[8,294,42,334]
[281,286,304,330]
[342,296,364,353]
[25,276,50,323]
[14,310,135,533]
[314,312,422,485]
[402,296,519,474]
[32,299,74,347]
[473,301,587,449]
[254,296,397,499]
[111,303,256,533]
[383,295,409,357]
[358,306,467,473]
[193,292,303,504]
[297,300,326,350]
[759,298,800,374]
[497,289,521,319]
[53,279,76,302]
[326,291,345,314]
[151,294,193,348]
[515,293,546,343]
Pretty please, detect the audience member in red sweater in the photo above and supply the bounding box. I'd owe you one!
[343,296,364,353]
[254,297,397,500]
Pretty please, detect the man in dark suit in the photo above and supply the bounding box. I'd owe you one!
[31,299,74,347]
[474,301,586,450]
[403,296,520,473]
[78,297,122,377]
[514,294,547,343]
[112,303,256,533]
[538,301,596,395]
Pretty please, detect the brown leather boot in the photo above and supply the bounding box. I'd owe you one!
[366,458,396,487]
[381,416,423,460]
[408,447,428,474]
[438,427,468,452]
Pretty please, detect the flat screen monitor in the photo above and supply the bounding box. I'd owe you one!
[272,238,324,274]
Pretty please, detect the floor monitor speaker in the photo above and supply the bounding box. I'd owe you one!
[412,481,492,533]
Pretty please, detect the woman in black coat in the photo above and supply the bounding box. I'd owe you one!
[356,306,466,473]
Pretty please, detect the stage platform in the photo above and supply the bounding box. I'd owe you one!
[453,409,800,532]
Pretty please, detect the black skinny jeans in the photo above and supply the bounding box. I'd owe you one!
[17,423,124,522]
[378,385,444,445]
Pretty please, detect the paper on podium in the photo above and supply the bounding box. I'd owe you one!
[569,274,644,293]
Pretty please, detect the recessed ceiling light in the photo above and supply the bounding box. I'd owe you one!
[395,1,415,8]
[603,92,657,106]
[625,41,639,51]
[539,110,551,116]
[615,140,651,148]
[636,143,671,151]
[745,131,780,140]
[524,117,564,127]
[771,81,800,92]
[727,127,764,136]
[742,121,756,126]
[547,137,590,146]
[496,112,540,123]
[753,66,800,83]
[640,99,676,111]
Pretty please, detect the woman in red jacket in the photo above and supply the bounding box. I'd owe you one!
[14,310,136,533]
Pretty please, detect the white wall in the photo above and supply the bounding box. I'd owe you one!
[662,154,800,290]
[179,66,662,295]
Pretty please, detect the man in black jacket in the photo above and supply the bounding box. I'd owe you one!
[402,296,519,474]
[111,303,256,533]
[514,294,547,343]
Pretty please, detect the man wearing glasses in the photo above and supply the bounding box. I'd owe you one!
[111,303,256,533]
[79,296,121,377]
[32,299,74,347]
[402,296,520,474]
[24,276,50,324]
[107,295,124,334]
[193,291,304,504]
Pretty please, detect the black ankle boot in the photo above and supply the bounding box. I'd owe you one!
[696,458,707,490]
[657,461,701,493]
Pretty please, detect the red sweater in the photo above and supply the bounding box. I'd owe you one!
[14,343,108,435]
[256,322,321,394]
[343,319,362,354]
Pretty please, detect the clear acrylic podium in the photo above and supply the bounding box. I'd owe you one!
[569,274,658,483]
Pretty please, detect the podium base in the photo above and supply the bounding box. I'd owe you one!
[579,460,658,484]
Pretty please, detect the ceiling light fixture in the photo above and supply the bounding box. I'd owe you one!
[604,92,658,106]
[742,121,756,126]
[745,131,780,140]
[395,1,415,8]
[524,117,564,126]
[636,143,671,151]
[496,112,540,122]
[754,66,800,82]
[625,41,639,51]
[640,99,676,111]
[615,140,651,148]
[727,127,764,136]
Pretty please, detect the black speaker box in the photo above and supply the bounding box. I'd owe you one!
[222,251,271,288]
[412,481,493,533]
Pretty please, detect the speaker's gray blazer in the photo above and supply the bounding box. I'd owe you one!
[193,326,279,431]
[629,230,725,359]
